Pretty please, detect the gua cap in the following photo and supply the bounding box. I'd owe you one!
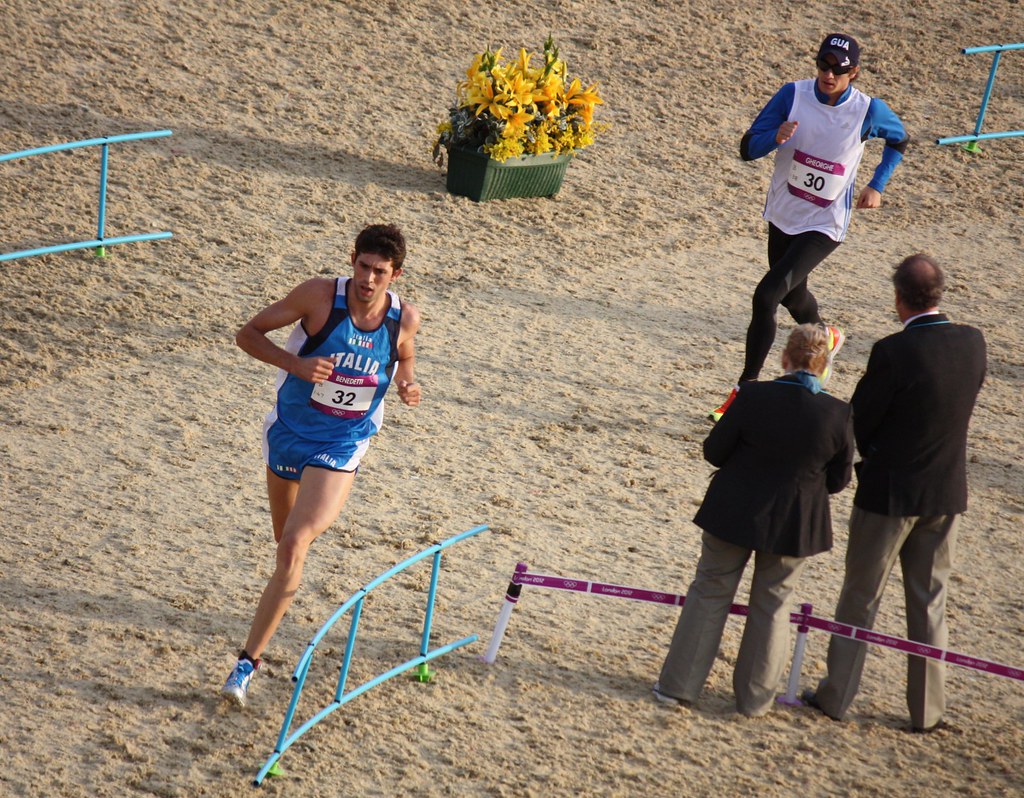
[818,33,860,68]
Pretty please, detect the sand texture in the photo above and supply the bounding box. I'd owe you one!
[2,1,1023,796]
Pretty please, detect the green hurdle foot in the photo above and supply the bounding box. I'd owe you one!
[961,141,983,154]
[412,663,436,683]
[267,761,284,778]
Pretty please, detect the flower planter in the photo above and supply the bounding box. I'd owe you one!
[445,147,572,202]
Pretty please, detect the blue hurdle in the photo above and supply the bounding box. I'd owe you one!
[936,43,1024,151]
[0,130,173,263]
[254,524,489,787]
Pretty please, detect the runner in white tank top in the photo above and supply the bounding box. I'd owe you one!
[710,33,908,422]
[763,78,871,242]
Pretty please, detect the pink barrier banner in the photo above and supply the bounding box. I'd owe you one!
[591,582,680,606]
[516,573,592,592]
[514,570,749,615]
[510,567,1024,684]
[803,613,1024,681]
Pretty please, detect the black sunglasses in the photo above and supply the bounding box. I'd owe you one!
[816,57,854,76]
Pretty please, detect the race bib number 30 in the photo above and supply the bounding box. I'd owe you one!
[310,371,378,419]
[787,149,848,207]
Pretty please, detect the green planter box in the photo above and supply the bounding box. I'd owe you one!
[445,148,571,202]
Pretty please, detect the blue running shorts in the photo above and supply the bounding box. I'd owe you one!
[263,421,370,480]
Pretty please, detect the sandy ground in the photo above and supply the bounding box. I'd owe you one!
[2,1,1023,796]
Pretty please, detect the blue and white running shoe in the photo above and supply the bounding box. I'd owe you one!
[221,658,260,706]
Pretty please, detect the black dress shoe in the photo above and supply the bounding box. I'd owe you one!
[800,689,841,721]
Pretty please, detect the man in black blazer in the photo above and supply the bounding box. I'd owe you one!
[805,253,986,732]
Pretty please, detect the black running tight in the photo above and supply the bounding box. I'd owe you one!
[739,224,841,382]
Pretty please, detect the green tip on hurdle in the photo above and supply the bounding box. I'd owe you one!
[94,245,108,258]
[412,663,436,683]
[961,141,983,154]
[267,761,284,778]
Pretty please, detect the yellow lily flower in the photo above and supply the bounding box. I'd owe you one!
[464,53,484,84]
[503,108,535,137]
[499,71,537,111]
[458,70,486,105]
[467,79,511,120]
[513,48,538,82]
[533,76,564,118]
[562,78,603,109]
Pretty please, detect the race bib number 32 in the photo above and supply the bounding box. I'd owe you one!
[787,149,848,208]
[310,371,378,419]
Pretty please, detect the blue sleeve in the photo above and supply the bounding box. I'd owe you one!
[862,97,909,193]
[740,83,795,161]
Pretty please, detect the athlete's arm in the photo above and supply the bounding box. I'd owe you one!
[739,83,796,161]
[862,97,909,194]
[393,301,422,407]
[236,278,336,383]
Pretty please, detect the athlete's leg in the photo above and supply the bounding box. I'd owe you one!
[243,466,356,659]
[778,229,839,324]
[266,466,300,543]
[740,226,840,382]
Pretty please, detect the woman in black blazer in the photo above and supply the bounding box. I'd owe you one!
[654,324,853,716]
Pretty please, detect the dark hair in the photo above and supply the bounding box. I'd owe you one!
[354,223,406,271]
[893,253,945,312]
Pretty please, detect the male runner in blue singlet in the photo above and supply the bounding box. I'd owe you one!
[710,33,908,421]
[221,223,421,706]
